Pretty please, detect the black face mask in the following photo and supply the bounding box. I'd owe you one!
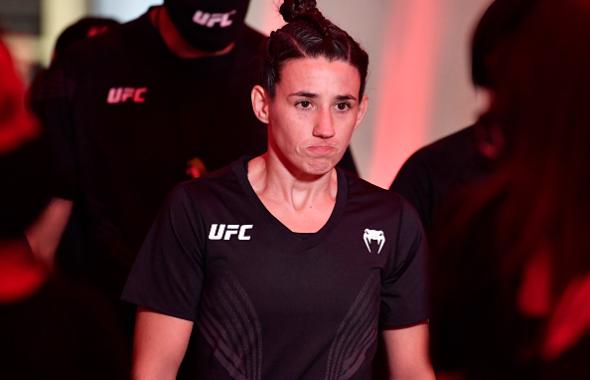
[164,0,251,52]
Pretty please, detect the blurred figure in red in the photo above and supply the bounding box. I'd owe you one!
[0,39,129,380]
[0,42,39,153]
[429,0,590,378]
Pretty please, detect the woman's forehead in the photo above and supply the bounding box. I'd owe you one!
[278,57,361,96]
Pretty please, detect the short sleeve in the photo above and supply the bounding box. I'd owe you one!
[379,200,429,328]
[121,184,206,321]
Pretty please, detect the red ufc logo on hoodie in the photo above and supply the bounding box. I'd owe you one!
[107,87,148,104]
[193,10,237,28]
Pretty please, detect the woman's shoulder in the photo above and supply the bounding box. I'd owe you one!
[344,172,423,233]
[345,172,414,211]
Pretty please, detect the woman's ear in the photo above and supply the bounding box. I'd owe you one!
[354,95,369,129]
[251,85,270,124]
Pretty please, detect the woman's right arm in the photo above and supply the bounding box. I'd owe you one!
[132,307,194,380]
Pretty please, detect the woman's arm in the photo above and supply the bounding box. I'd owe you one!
[382,323,435,380]
[132,307,194,380]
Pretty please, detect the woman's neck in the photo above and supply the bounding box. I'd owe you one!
[249,154,337,207]
[247,154,338,233]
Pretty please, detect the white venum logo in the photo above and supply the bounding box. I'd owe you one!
[193,10,237,28]
[363,229,385,254]
[209,224,253,241]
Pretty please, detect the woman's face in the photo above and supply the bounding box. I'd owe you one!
[253,56,368,176]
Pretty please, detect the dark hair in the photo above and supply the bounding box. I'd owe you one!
[471,0,538,88]
[263,0,368,98]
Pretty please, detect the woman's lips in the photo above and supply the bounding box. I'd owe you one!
[306,145,337,156]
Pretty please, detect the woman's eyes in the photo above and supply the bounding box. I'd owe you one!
[294,101,353,111]
[335,102,352,111]
[296,100,312,109]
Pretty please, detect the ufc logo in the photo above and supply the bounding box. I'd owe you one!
[208,224,253,241]
[107,87,148,104]
[193,10,237,28]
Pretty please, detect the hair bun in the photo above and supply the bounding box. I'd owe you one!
[279,0,318,23]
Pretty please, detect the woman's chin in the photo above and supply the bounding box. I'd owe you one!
[301,158,336,176]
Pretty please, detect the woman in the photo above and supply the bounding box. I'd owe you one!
[429,0,590,378]
[123,1,434,379]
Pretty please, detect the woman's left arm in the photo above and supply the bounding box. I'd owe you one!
[382,323,435,380]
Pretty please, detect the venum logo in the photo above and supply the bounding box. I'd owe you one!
[363,229,386,254]
[107,87,148,104]
[193,10,237,28]
[209,224,253,241]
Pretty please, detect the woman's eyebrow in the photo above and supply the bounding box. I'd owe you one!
[287,92,357,101]
[335,94,357,101]
[288,91,317,98]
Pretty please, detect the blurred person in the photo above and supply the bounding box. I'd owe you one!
[0,38,128,380]
[429,0,590,378]
[26,5,270,377]
[29,0,269,326]
[390,0,537,231]
[374,2,538,378]
[121,0,434,379]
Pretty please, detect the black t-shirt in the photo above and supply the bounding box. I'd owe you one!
[123,157,428,379]
[390,125,492,231]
